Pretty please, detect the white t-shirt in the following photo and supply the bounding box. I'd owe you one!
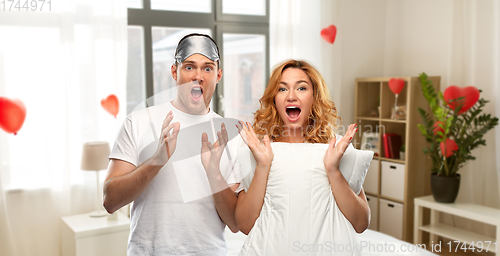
[110,101,242,256]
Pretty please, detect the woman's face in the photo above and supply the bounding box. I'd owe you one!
[274,68,314,131]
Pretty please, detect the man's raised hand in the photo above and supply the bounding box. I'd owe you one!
[151,111,180,166]
[201,122,228,173]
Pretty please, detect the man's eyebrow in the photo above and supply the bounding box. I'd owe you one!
[183,61,216,66]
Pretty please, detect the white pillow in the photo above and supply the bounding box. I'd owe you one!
[237,134,374,195]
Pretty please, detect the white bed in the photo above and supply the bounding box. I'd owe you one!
[225,227,439,256]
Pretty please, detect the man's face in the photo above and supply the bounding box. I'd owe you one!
[171,54,222,114]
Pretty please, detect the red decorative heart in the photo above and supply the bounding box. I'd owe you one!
[388,78,405,95]
[101,94,119,118]
[433,121,445,136]
[0,97,27,135]
[443,86,479,114]
[440,139,459,158]
[320,25,337,44]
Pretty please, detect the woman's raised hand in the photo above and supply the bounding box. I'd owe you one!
[237,121,274,169]
[323,123,358,173]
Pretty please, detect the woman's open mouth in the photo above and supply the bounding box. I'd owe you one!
[286,106,301,122]
[191,87,203,102]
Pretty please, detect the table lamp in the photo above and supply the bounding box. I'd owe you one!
[81,141,110,217]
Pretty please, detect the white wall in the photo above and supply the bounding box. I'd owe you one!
[382,0,453,79]
[334,0,387,125]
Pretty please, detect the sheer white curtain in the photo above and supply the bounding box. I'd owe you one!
[270,0,340,113]
[0,0,127,255]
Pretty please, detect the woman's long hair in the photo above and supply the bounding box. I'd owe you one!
[253,59,341,143]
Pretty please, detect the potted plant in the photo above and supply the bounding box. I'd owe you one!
[417,73,499,203]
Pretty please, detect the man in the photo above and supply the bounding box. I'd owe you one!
[103,33,241,255]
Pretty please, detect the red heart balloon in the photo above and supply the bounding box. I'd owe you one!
[388,78,405,95]
[101,94,119,118]
[440,139,459,158]
[443,85,479,114]
[320,25,337,44]
[0,97,27,135]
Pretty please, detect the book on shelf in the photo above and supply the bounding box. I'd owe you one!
[383,133,393,158]
[388,134,402,159]
[383,133,402,159]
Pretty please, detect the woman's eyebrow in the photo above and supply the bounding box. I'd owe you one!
[280,80,309,86]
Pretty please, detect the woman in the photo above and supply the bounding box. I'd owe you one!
[235,60,370,255]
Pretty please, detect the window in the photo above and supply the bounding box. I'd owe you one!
[244,72,252,103]
[222,34,266,121]
[222,0,266,16]
[126,0,269,120]
[127,26,146,114]
[151,0,211,12]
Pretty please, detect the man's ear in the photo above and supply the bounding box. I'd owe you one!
[171,64,178,81]
[216,68,222,83]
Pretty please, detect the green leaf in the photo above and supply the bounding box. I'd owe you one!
[418,124,429,136]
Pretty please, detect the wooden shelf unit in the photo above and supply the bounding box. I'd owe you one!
[354,76,441,243]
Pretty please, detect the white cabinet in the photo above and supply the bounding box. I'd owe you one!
[366,195,378,230]
[364,159,379,194]
[381,161,405,201]
[379,199,403,240]
[61,213,130,256]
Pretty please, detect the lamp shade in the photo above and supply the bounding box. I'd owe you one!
[81,141,110,171]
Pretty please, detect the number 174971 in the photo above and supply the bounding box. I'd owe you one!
[2,0,51,11]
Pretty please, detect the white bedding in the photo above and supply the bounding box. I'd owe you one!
[225,228,439,256]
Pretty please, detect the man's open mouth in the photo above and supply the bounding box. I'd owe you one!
[191,87,203,102]
[286,106,301,122]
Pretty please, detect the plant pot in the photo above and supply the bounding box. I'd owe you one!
[431,173,460,203]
